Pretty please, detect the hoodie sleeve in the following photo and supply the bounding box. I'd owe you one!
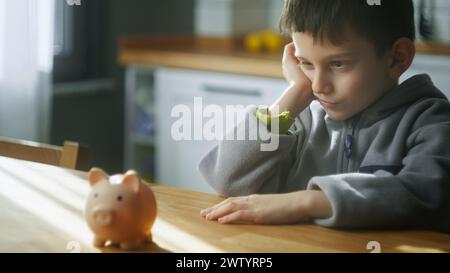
[198,105,303,197]
[307,100,450,233]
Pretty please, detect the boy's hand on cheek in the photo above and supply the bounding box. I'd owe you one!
[270,42,315,117]
[200,191,332,225]
[282,43,313,96]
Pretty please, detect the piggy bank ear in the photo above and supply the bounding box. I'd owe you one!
[88,168,109,187]
[122,170,141,193]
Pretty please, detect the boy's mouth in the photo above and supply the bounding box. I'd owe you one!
[318,99,339,108]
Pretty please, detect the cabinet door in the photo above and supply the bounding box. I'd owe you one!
[401,54,450,99]
[154,68,287,193]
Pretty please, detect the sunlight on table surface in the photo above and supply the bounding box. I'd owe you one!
[1,155,450,253]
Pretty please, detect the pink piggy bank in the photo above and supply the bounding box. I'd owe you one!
[85,167,157,250]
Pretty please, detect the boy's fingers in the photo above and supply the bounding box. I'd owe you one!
[284,43,296,55]
[283,45,300,66]
[213,198,232,209]
[200,209,209,217]
[201,195,253,218]
[218,210,254,224]
[200,199,228,217]
[205,203,233,220]
[200,207,218,217]
[284,42,295,50]
[205,201,241,221]
[201,196,246,216]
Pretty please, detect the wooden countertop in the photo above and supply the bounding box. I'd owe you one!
[1,155,450,253]
[118,36,284,78]
[118,36,450,79]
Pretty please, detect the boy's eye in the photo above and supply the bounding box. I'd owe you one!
[331,61,346,68]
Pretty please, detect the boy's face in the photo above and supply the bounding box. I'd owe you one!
[292,29,397,121]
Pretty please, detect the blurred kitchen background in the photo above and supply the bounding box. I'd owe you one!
[0,0,450,193]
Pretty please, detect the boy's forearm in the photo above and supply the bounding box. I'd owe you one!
[269,84,313,118]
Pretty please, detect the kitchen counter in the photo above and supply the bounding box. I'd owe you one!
[118,36,284,78]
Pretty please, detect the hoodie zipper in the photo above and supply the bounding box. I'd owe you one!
[341,113,362,173]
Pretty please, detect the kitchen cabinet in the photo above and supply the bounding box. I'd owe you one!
[154,68,287,193]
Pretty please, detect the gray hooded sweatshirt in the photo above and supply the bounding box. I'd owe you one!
[198,74,450,233]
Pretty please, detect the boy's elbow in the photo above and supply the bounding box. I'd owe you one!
[197,147,236,196]
[198,165,236,197]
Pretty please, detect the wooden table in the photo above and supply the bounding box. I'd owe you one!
[1,155,450,253]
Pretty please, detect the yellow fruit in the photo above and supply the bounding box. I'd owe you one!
[244,33,263,52]
[261,30,283,53]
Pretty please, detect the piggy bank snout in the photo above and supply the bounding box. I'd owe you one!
[91,207,114,227]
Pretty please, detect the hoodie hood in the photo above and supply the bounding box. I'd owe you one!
[359,74,448,126]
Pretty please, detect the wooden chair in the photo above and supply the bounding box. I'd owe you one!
[0,137,90,171]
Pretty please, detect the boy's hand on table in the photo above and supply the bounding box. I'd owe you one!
[200,190,332,225]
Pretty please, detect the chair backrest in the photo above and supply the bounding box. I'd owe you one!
[0,137,89,171]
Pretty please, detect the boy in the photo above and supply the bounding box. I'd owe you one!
[198,0,450,232]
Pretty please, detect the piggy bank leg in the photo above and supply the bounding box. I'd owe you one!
[120,238,145,250]
[93,236,107,247]
[109,242,120,247]
[145,232,153,243]
[120,241,143,250]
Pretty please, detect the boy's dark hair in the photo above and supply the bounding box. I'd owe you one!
[280,0,416,56]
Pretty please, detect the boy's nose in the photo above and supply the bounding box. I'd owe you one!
[312,72,333,95]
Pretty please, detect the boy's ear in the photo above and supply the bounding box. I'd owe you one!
[387,38,415,80]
